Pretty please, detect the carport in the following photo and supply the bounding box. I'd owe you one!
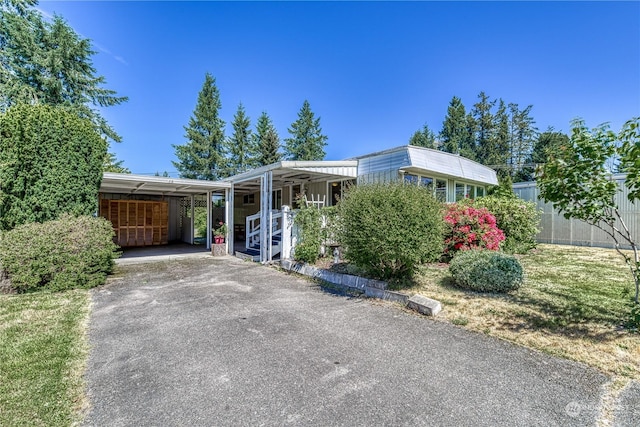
[99,173,232,251]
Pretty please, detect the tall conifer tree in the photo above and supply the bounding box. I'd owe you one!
[440,96,469,155]
[255,112,281,166]
[409,124,437,148]
[227,103,256,176]
[508,103,537,180]
[173,73,226,180]
[473,91,496,165]
[284,100,327,161]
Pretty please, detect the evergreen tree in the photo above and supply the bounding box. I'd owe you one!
[440,96,468,155]
[255,112,281,166]
[472,91,496,165]
[491,99,511,177]
[461,113,478,161]
[0,3,127,142]
[517,128,569,181]
[508,103,537,181]
[103,152,130,173]
[0,104,106,230]
[284,100,327,161]
[172,73,226,180]
[227,103,256,176]
[409,124,437,148]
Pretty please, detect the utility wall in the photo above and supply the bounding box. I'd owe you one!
[512,175,639,249]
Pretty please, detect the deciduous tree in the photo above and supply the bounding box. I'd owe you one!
[538,117,640,305]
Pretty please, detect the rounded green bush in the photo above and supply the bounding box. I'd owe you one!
[449,250,523,292]
[336,182,444,280]
[0,214,119,292]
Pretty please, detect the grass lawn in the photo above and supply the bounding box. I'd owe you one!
[410,244,640,380]
[0,289,90,427]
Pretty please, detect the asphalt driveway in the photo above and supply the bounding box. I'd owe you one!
[84,256,610,426]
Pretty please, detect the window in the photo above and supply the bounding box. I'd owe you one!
[243,194,255,205]
[455,183,466,201]
[404,174,419,185]
[420,176,433,190]
[435,179,447,202]
[466,185,475,199]
[476,186,485,197]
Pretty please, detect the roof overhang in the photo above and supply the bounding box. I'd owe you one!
[100,173,231,197]
[225,161,358,192]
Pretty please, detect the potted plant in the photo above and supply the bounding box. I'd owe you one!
[213,221,227,244]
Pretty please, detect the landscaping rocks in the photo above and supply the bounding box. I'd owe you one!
[407,294,442,316]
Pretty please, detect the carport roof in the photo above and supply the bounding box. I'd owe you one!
[100,172,230,197]
[224,160,358,192]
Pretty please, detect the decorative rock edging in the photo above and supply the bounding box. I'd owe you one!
[279,259,441,316]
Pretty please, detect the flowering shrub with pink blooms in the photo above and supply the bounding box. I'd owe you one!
[443,202,505,259]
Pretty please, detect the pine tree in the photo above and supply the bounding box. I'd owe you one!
[472,91,496,165]
[172,73,226,180]
[255,112,282,166]
[227,103,256,176]
[440,96,469,155]
[409,124,437,148]
[461,113,478,161]
[284,100,327,161]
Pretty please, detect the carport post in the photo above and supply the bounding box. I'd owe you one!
[190,195,195,245]
[225,186,233,254]
[206,191,212,250]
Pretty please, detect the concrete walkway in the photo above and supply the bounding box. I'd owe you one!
[116,243,212,266]
[85,256,615,426]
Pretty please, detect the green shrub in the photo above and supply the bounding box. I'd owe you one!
[336,182,444,280]
[293,206,336,264]
[0,215,119,292]
[0,104,107,231]
[449,250,523,292]
[473,195,541,254]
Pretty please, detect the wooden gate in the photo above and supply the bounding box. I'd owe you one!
[99,199,168,247]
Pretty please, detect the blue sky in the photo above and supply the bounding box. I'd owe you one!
[38,1,640,176]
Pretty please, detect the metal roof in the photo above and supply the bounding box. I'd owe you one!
[224,161,358,192]
[353,145,498,185]
[100,173,231,196]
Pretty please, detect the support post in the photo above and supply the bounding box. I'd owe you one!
[226,186,233,255]
[206,191,212,250]
[190,195,195,245]
[281,205,292,260]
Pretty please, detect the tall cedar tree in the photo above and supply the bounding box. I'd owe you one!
[472,91,496,165]
[508,103,537,181]
[255,112,282,166]
[0,0,128,170]
[0,104,106,230]
[227,103,256,176]
[409,124,437,148]
[173,73,226,180]
[284,100,327,161]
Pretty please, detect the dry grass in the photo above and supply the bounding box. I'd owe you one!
[409,244,640,379]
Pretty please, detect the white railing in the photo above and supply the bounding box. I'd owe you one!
[245,210,283,251]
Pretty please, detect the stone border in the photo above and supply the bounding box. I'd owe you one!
[279,259,442,316]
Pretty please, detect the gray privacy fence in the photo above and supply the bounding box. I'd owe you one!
[512,174,639,249]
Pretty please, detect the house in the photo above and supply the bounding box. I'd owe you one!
[224,145,498,262]
[98,145,497,261]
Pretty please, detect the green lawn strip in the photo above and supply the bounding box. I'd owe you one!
[0,290,90,427]
[411,244,640,378]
